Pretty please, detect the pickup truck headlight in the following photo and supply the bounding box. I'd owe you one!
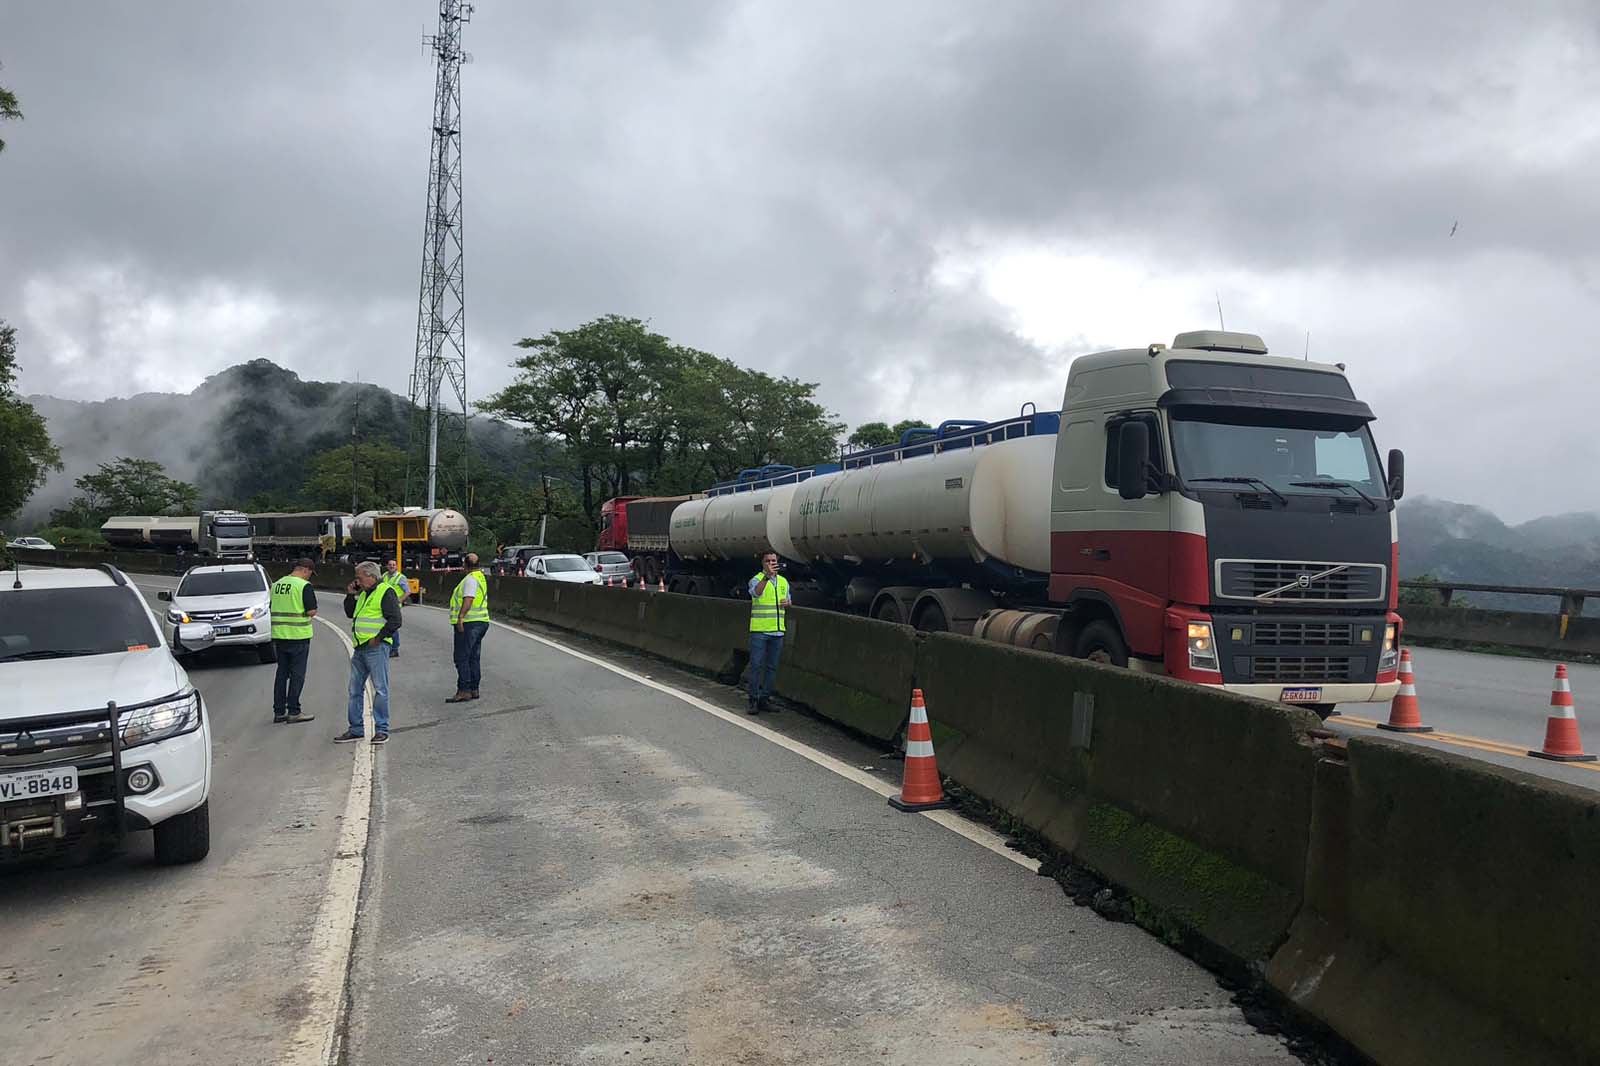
[166,608,190,624]
[120,691,202,749]
[241,599,271,620]
[1187,622,1219,672]
[1379,623,1398,671]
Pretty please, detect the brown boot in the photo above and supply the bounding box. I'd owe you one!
[445,691,472,704]
[469,690,480,700]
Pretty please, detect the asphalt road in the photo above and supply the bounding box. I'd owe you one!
[339,602,1297,1066]
[0,574,358,1066]
[1328,646,1600,790]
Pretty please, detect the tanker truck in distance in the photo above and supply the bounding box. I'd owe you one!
[613,330,1405,713]
[350,507,470,571]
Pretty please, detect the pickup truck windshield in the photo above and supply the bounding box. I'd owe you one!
[0,587,160,661]
[178,571,267,596]
[1171,413,1386,498]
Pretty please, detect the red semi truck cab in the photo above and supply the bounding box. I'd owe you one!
[596,497,639,553]
[1049,330,1403,709]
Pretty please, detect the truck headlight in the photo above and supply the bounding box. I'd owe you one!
[167,609,190,624]
[241,600,271,620]
[120,691,202,749]
[1380,623,1398,671]
[1187,622,1219,672]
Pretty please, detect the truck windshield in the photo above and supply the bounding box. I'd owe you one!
[178,570,267,597]
[0,587,160,661]
[211,521,251,536]
[1170,413,1386,499]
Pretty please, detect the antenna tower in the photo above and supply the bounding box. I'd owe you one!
[407,0,473,511]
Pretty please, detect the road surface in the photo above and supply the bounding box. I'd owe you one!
[1329,645,1600,790]
[2,569,1307,1065]
[0,574,358,1066]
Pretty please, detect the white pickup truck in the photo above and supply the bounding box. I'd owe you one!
[0,565,214,865]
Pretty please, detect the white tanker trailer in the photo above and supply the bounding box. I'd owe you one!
[649,330,1408,712]
[350,507,470,570]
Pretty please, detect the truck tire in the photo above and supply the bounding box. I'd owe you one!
[256,641,278,664]
[153,801,211,865]
[873,598,905,624]
[913,601,949,633]
[1074,620,1129,667]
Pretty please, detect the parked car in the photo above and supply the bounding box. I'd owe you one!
[1,565,215,865]
[157,562,277,664]
[494,544,557,577]
[525,553,604,584]
[584,550,633,585]
[5,536,56,550]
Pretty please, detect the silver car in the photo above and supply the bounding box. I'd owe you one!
[158,563,278,664]
[584,550,633,586]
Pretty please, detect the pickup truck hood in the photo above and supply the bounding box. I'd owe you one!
[174,592,267,612]
[4,650,187,721]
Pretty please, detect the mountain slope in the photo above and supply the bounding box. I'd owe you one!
[1399,496,1600,609]
[19,359,532,524]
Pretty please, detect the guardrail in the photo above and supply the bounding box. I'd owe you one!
[1399,579,1596,616]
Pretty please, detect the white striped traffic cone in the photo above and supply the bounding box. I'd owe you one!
[889,689,954,812]
[1530,665,1597,762]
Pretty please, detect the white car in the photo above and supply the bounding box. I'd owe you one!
[158,563,277,664]
[525,553,604,584]
[6,536,56,550]
[0,565,215,865]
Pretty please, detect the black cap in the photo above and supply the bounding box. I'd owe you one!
[294,557,317,572]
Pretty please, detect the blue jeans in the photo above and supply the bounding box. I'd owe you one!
[389,623,400,654]
[748,632,785,704]
[454,621,488,692]
[272,639,311,716]
[347,644,391,736]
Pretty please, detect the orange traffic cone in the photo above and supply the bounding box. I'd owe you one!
[1378,649,1433,733]
[1530,665,1597,762]
[889,689,954,812]
[657,577,667,592]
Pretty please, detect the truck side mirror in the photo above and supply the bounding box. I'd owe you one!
[1386,448,1405,501]
[1117,422,1151,501]
[157,590,172,601]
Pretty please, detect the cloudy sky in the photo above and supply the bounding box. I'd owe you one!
[2,1,1597,521]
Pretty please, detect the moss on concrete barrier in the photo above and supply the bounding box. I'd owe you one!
[914,632,1319,961]
[1268,736,1600,1066]
[774,607,917,741]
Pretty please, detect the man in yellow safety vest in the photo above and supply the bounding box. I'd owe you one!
[447,553,490,704]
[334,561,402,745]
[746,551,791,715]
[269,557,319,724]
[382,558,408,659]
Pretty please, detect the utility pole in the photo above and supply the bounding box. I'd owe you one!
[406,0,472,513]
[350,393,362,514]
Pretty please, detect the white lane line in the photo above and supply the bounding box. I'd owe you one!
[284,619,375,1066]
[439,607,1038,873]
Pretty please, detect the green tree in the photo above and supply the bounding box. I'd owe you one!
[0,63,20,154]
[1400,572,1469,608]
[481,315,843,533]
[298,441,408,513]
[0,321,63,520]
[846,421,895,449]
[50,457,198,528]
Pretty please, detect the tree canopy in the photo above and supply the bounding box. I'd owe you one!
[0,321,62,521]
[480,315,844,534]
[299,441,409,513]
[50,457,199,528]
[846,418,932,450]
[0,63,19,154]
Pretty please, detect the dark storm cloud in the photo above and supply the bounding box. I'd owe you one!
[2,1,1598,520]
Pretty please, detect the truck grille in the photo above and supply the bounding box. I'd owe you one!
[1217,560,1386,603]
[1251,656,1357,683]
[1252,621,1354,646]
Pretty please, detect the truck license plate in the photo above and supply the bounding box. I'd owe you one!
[1279,687,1323,705]
[0,767,79,802]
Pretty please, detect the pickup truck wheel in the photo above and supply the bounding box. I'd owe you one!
[153,801,211,865]
[1074,620,1129,667]
[256,641,278,664]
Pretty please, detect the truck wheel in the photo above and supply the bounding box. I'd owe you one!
[1074,620,1129,667]
[256,641,278,664]
[873,598,904,624]
[153,801,211,865]
[913,601,949,633]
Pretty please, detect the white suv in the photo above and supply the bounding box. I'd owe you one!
[1,565,214,865]
[159,562,276,664]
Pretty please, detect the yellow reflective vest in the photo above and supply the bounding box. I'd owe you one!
[749,572,789,634]
[352,583,397,646]
[449,570,490,624]
[269,574,313,641]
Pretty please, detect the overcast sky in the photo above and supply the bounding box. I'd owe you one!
[2,1,1597,522]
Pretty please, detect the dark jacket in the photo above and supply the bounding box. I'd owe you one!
[344,583,403,645]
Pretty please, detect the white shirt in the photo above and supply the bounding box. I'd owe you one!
[460,573,482,599]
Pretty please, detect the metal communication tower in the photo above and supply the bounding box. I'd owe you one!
[407,0,472,511]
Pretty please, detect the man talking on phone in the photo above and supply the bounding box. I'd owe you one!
[746,551,790,714]
[333,561,402,745]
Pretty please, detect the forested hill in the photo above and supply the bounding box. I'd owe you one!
[19,359,535,524]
